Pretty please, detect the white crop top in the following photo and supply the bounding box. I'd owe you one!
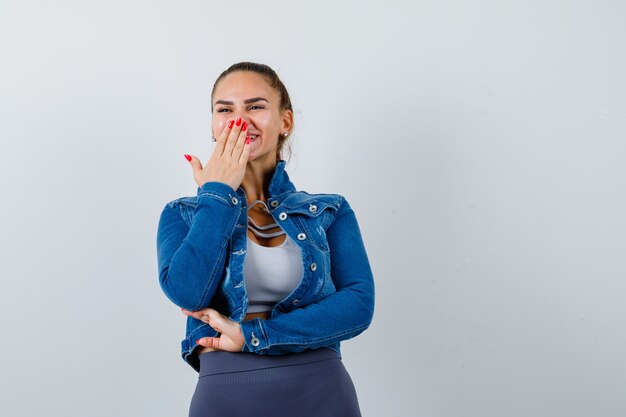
[244,199,303,313]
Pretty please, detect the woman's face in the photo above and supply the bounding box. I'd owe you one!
[211,71,291,163]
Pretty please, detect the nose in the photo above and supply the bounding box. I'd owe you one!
[239,115,251,127]
[226,110,251,129]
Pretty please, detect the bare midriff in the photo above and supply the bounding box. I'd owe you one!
[196,310,271,354]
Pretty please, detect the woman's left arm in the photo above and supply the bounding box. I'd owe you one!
[239,196,375,354]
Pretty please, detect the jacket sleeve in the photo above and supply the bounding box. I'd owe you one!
[156,181,242,311]
[239,196,375,354]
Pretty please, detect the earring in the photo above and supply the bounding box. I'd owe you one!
[283,132,288,137]
[211,136,217,142]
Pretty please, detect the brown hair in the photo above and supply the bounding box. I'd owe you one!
[211,62,294,163]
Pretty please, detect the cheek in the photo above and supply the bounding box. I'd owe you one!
[253,113,275,129]
[212,119,227,135]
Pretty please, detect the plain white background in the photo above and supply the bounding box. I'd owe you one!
[1,1,625,416]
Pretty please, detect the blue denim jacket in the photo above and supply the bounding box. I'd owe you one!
[156,160,375,372]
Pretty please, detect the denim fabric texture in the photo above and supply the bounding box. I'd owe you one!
[156,160,375,372]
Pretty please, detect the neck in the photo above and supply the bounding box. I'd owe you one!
[241,156,277,203]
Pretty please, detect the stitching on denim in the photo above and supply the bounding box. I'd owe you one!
[313,256,332,297]
[298,217,329,253]
[177,204,193,227]
[198,192,230,206]
[312,276,324,296]
[320,253,333,295]
[284,202,330,217]
[257,318,268,350]
[319,211,334,230]
[268,323,370,348]
[318,212,328,230]
[188,323,217,338]
[281,193,341,210]
[324,195,346,230]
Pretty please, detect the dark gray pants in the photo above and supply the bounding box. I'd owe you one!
[189,347,362,417]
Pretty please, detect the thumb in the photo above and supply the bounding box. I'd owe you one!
[184,153,203,172]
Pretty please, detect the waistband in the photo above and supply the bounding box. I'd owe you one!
[198,347,340,377]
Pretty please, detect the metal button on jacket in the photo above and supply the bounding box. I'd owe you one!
[310,262,317,271]
[309,204,317,213]
[231,196,238,205]
[270,200,279,207]
[278,212,287,220]
[297,232,306,240]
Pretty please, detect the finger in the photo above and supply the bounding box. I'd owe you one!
[205,309,228,332]
[184,154,203,175]
[223,117,243,157]
[215,119,235,157]
[239,127,252,165]
[180,308,202,321]
[181,307,212,323]
[230,120,248,159]
[195,337,221,350]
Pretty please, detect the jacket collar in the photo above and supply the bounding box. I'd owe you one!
[238,159,296,201]
[269,159,296,196]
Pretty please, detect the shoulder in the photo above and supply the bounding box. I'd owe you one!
[159,195,198,228]
[163,195,199,209]
[161,190,349,212]
[280,190,345,213]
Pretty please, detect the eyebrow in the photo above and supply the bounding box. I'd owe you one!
[214,97,269,106]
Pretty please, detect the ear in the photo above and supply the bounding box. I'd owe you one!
[281,109,294,133]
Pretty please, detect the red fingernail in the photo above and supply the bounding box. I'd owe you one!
[228,120,235,129]
[246,137,250,145]
[236,117,242,126]
[184,154,192,162]
[242,122,247,131]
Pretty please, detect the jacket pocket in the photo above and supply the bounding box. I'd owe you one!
[282,196,341,252]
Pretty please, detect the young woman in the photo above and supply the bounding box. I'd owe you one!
[156,62,375,417]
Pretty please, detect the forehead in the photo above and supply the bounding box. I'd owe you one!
[214,71,277,102]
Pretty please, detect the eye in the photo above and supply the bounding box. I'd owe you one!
[216,108,230,113]
[250,105,265,110]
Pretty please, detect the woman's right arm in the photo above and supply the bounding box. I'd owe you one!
[156,181,242,311]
